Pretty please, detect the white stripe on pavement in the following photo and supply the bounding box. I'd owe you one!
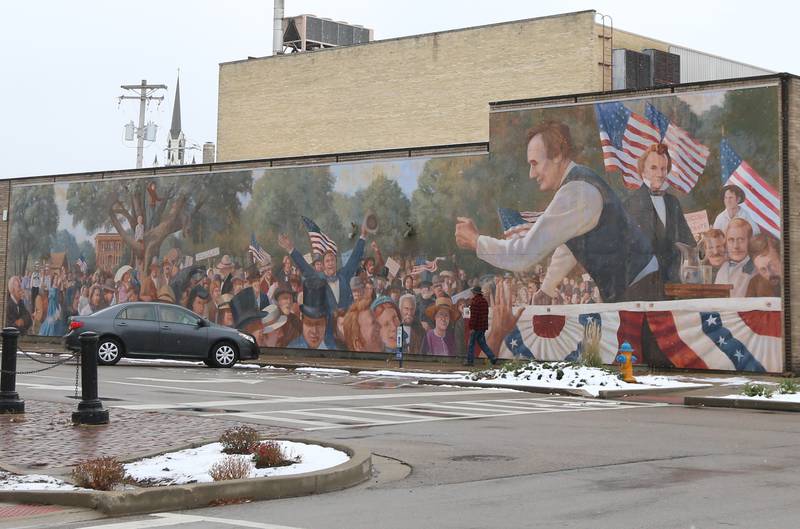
[113,389,518,410]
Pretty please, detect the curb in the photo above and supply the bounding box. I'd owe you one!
[0,438,372,516]
[418,379,593,397]
[421,379,711,400]
[684,396,800,412]
[598,384,711,399]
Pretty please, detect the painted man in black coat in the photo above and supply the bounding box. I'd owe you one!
[624,143,695,290]
[6,276,32,334]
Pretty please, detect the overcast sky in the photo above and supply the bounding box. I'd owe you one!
[2,1,795,180]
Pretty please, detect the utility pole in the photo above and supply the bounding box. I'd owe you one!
[119,80,167,168]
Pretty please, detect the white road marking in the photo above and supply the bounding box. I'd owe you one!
[203,412,338,428]
[15,382,76,391]
[112,389,518,410]
[129,377,263,385]
[154,512,306,528]
[200,398,668,431]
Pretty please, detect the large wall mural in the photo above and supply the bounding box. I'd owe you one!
[5,84,783,371]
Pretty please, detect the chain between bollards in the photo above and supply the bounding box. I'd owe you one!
[71,331,109,425]
[0,327,24,414]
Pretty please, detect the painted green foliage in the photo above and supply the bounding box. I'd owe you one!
[65,171,252,268]
[9,186,58,275]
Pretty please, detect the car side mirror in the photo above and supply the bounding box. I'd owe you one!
[197,318,206,327]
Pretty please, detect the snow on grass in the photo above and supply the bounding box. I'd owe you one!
[458,361,710,397]
[294,367,351,375]
[721,393,800,403]
[124,441,349,485]
[0,471,83,491]
[0,441,349,491]
[358,370,468,380]
[675,376,760,386]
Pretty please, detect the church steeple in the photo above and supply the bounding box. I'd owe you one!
[170,77,182,140]
[166,75,186,165]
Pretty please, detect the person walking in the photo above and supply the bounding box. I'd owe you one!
[465,286,498,366]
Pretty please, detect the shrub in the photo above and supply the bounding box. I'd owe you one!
[778,378,799,395]
[580,320,604,368]
[251,441,299,469]
[220,425,260,454]
[742,382,774,398]
[71,456,125,491]
[209,456,252,481]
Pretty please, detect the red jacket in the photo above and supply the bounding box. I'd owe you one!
[468,293,489,332]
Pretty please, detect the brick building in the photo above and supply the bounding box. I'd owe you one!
[216,10,770,163]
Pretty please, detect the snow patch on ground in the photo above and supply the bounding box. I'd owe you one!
[721,393,800,403]
[294,367,351,375]
[0,472,83,491]
[460,362,709,397]
[358,370,468,380]
[0,441,349,491]
[124,441,349,485]
[676,376,760,386]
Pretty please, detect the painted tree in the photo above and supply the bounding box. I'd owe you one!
[9,185,58,275]
[351,172,411,255]
[66,171,252,273]
[244,166,343,260]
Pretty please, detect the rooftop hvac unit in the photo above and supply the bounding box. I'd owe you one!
[282,14,373,52]
[643,49,681,86]
[612,49,652,90]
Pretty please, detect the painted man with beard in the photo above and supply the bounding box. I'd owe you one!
[398,293,424,353]
[702,228,727,275]
[746,233,781,297]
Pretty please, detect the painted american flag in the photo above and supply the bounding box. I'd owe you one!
[411,257,442,276]
[644,103,710,193]
[720,139,780,238]
[595,101,661,189]
[497,207,543,239]
[248,233,271,266]
[301,216,338,256]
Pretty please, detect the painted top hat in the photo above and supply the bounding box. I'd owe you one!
[230,287,263,329]
[300,276,329,320]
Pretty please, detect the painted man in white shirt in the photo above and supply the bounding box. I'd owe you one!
[455,121,659,304]
[714,217,755,297]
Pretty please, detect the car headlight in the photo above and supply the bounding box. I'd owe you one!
[238,332,255,344]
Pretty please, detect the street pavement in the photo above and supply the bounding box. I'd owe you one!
[3,355,800,529]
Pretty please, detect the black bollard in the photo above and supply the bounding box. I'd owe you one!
[0,327,24,414]
[72,331,109,425]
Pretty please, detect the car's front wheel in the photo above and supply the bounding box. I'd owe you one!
[97,337,123,366]
[208,341,237,368]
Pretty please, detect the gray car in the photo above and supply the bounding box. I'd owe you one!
[64,302,259,368]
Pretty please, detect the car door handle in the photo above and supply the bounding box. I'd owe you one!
[161,325,170,330]
[117,322,128,327]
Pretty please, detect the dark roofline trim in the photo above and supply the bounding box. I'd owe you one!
[8,142,489,185]
[219,10,596,67]
[489,72,799,110]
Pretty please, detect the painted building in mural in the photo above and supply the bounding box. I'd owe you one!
[3,75,798,374]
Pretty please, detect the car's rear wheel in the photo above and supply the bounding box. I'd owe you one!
[208,341,237,368]
[97,337,123,366]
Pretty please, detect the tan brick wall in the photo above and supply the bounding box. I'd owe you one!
[218,11,600,162]
[787,77,800,374]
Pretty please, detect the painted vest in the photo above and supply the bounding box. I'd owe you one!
[562,165,655,303]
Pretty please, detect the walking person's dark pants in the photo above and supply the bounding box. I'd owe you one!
[466,330,497,365]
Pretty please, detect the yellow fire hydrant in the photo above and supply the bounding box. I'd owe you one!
[616,342,638,383]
